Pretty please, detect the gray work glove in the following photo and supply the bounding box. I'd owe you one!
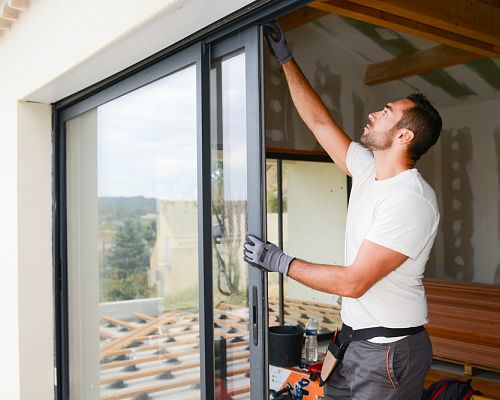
[243,234,294,275]
[263,21,293,64]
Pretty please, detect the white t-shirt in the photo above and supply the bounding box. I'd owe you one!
[341,142,439,342]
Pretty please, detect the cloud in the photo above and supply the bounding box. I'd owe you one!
[92,54,248,201]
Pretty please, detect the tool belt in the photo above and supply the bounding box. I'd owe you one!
[319,323,424,386]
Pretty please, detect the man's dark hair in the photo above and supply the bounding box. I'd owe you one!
[394,93,442,162]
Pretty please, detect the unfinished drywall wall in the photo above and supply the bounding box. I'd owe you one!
[440,127,474,280]
[419,99,500,284]
[352,92,367,142]
[264,20,371,151]
[264,17,500,286]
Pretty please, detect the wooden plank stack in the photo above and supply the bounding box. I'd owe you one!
[425,278,500,375]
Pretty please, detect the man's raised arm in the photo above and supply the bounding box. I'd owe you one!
[264,22,352,175]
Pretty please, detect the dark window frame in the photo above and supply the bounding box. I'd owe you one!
[54,43,206,400]
[53,1,312,399]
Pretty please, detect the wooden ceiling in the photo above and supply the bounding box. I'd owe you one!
[279,0,500,86]
[0,0,29,37]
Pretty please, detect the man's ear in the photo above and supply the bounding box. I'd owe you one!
[397,128,414,145]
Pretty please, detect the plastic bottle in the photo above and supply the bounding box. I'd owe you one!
[304,318,318,364]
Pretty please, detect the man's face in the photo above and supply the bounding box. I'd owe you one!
[360,99,414,151]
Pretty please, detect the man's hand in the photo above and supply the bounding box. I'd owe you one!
[243,234,294,275]
[263,21,293,64]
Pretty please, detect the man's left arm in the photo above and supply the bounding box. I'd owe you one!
[243,192,436,297]
[287,239,408,298]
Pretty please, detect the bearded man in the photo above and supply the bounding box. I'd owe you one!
[243,22,442,400]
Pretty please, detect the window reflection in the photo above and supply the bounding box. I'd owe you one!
[67,65,204,399]
[211,52,251,399]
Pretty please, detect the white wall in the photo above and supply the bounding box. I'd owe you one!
[0,1,255,399]
[16,102,53,400]
[285,161,347,306]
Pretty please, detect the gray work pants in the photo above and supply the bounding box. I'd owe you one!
[324,330,433,400]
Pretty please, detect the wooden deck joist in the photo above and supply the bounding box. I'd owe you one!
[100,358,250,400]
[101,344,249,385]
[101,347,249,371]
[101,316,140,330]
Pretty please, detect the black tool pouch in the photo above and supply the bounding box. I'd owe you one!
[319,328,352,386]
[327,329,351,360]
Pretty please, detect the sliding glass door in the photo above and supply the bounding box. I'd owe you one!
[64,54,202,400]
[57,26,267,400]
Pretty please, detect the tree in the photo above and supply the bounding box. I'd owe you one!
[142,219,157,249]
[102,270,152,301]
[101,219,154,301]
[108,219,150,278]
[212,160,246,298]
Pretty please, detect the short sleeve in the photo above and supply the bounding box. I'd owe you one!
[365,191,438,260]
[346,141,375,177]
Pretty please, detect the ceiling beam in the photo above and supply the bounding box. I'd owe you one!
[364,45,482,85]
[476,0,500,7]
[345,0,500,46]
[308,1,500,59]
[278,6,329,31]
[0,17,12,30]
[8,0,30,11]
[1,2,19,20]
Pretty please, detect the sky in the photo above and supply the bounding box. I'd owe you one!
[94,53,247,201]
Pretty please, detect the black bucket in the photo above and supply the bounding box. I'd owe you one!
[268,325,303,367]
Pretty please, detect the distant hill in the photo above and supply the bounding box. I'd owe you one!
[99,196,157,220]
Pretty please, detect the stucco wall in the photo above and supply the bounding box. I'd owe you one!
[0,1,255,399]
[16,101,53,400]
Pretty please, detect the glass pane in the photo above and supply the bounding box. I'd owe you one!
[266,159,281,328]
[210,52,250,399]
[267,160,347,334]
[264,43,325,154]
[66,65,202,399]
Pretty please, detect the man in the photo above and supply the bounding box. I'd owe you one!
[243,22,442,399]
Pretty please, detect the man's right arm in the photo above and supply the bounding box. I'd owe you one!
[282,59,352,175]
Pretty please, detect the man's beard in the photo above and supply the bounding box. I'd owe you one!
[360,126,395,151]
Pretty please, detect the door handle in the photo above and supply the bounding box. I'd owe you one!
[252,285,258,345]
